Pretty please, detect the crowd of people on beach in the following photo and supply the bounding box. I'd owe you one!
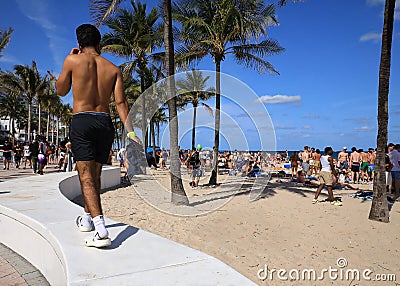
[3,136,400,200]
[289,145,378,184]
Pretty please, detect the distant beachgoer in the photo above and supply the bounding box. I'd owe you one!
[300,146,310,174]
[386,144,394,194]
[38,141,47,175]
[349,147,361,183]
[190,144,203,187]
[337,147,349,170]
[367,148,376,182]
[117,147,126,168]
[313,149,321,174]
[312,146,342,206]
[297,170,319,186]
[23,141,32,169]
[290,151,299,178]
[388,143,400,198]
[30,138,39,174]
[13,141,23,169]
[1,140,12,170]
[308,148,315,174]
[55,24,141,248]
[360,149,370,183]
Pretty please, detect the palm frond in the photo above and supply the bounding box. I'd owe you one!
[89,0,122,27]
[0,28,14,57]
[232,50,280,75]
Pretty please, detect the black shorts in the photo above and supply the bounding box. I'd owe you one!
[70,112,114,164]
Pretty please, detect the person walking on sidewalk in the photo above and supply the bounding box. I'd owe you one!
[54,24,141,248]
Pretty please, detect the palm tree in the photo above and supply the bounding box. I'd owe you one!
[176,69,214,150]
[101,0,164,148]
[164,0,189,205]
[35,74,49,137]
[369,0,395,223]
[41,86,61,142]
[277,0,303,6]
[58,103,73,139]
[0,28,13,57]
[0,93,26,139]
[174,0,284,185]
[0,61,47,141]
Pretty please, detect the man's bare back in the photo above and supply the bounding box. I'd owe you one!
[56,48,126,116]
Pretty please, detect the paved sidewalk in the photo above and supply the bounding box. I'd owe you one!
[0,244,49,286]
[0,163,59,285]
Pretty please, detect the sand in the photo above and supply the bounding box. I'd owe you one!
[97,168,400,285]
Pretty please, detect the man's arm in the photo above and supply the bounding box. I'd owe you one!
[329,157,337,177]
[114,69,141,144]
[56,55,73,96]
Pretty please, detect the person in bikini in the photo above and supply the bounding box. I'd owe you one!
[54,24,141,248]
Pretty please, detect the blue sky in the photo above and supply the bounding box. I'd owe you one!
[0,0,399,151]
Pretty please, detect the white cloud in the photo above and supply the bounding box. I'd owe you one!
[257,94,301,104]
[303,125,313,130]
[366,0,385,6]
[302,113,320,119]
[16,0,68,69]
[274,125,296,130]
[0,54,19,64]
[360,32,381,43]
[353,126,375,132]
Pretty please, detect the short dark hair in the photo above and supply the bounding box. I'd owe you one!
[76,24,101,48]
[388,143,395,148]
[324,146,333,154]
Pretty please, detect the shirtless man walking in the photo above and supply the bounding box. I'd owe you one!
[55,24,141,248]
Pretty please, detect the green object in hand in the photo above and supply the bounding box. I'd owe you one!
[127,131,136,139]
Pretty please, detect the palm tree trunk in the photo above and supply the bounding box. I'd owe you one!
[164,0,188,205]
[27,102,32,141]
[156,121,161,146]
[56,117,59,145]
[191,104,197,150]
[46,112,50,141]
[369,0,395,223]
[51,115,55,143]
[38,104,41,137]
[140,74,147,149]
[208,60,221,185]
[151,118,156,159]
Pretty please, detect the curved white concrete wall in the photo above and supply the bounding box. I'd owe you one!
[0,167,120,285]
[0,167,256,285]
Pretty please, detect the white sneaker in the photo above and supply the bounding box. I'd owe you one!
[84,232,111,248]
[76,215,94,232]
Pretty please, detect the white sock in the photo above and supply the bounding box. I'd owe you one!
[92,215,109,239]
[81,212,92,228]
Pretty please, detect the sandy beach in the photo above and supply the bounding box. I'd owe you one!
[88,167,400,285]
